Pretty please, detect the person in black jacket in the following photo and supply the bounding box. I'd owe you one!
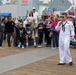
[37,19,44,48]
[17,22,26,49]
[5,16,15,47]
[4,17,8,41]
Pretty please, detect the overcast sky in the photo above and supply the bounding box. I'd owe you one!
[69,0,76,4]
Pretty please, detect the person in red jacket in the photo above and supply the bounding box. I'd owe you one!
[50,17,59,49]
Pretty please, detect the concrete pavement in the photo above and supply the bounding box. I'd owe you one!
[0,47,58,74]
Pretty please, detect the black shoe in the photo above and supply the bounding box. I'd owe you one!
[69,62,73,66]
[58,63,65,65]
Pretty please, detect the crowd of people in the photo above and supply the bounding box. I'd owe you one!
[0,7,76,50]
[0,6,76,66]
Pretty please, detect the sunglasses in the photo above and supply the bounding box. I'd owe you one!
[60,16,64,18]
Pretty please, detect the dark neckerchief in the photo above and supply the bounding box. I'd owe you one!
[62,21,67,32]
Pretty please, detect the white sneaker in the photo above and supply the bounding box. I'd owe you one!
[18,45,20,48]
[45,43,46,45]
[26,45,28,48]
[38,45,42,48]
[18,43,21,48]
[51,47,56,49]
[22,45,24,49]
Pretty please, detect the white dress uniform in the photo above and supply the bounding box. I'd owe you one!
[56,20,75,63]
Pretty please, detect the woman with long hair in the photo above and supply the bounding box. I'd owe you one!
[50,17,59,49]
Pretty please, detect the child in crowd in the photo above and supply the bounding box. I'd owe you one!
[25,24,36,48]
[37,19,44,48]
[17,22,26,49]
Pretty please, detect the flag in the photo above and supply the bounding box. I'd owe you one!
[22,0,28,4]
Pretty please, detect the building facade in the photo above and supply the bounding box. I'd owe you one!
[0,0,39,18]
[0,0,72,18]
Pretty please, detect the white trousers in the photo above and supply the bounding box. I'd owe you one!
[59,39,72,63]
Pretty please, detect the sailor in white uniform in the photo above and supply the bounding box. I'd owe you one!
[56,13,75,66]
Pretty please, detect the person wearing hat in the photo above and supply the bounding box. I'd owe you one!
[17,22,26,49]
[32,7,39,37]
[25,24,36,48]
[33,7,39,26]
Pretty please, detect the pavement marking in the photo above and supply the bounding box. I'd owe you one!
[0,47,59,74]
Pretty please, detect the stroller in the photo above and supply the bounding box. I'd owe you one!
[70,36,76,49]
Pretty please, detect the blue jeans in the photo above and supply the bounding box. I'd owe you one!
[52,33,59,47]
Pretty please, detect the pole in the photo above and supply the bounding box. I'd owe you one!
[51,0,52,7]
[73,0,74,5]
[17,0,19,18]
